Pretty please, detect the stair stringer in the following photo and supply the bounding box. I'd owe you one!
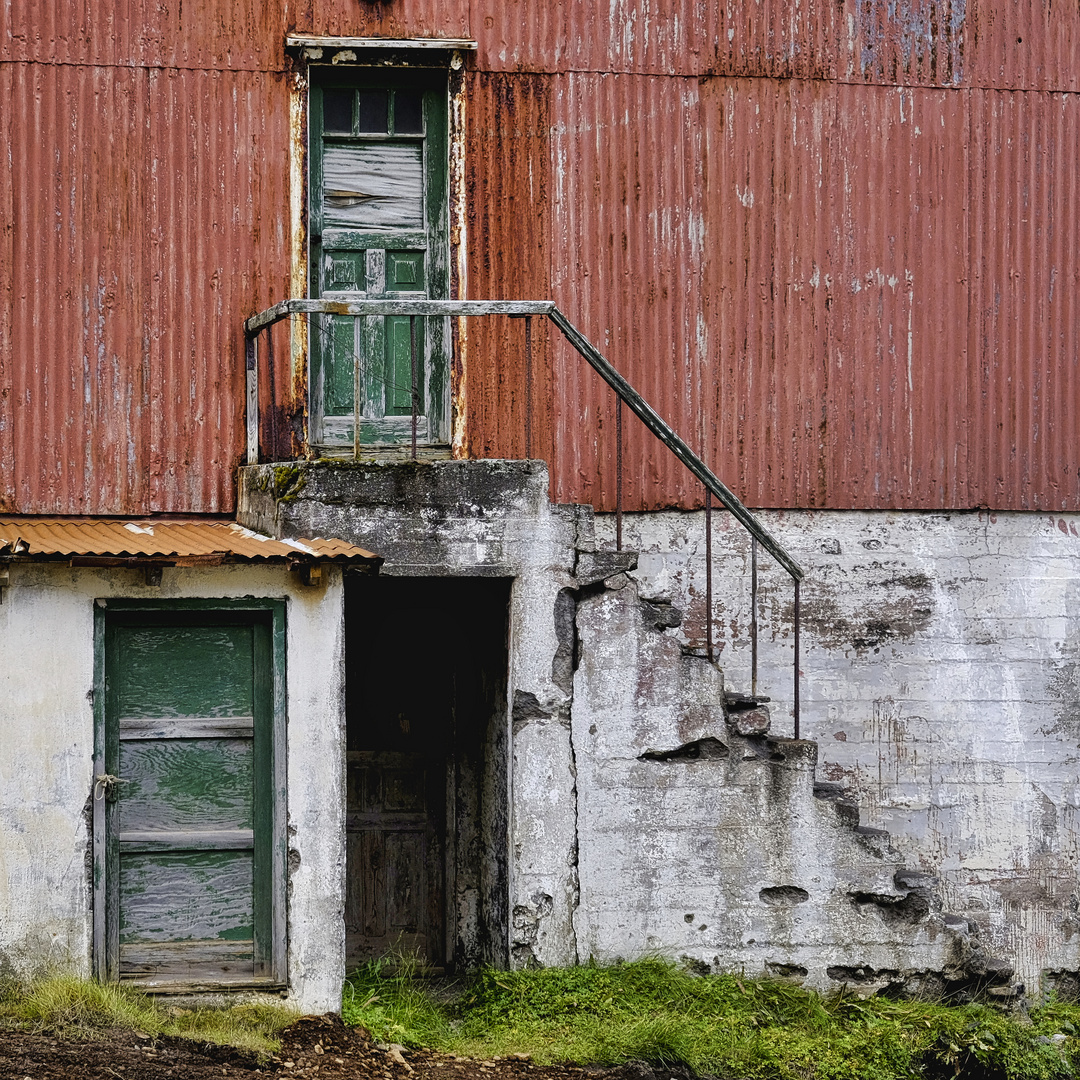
[569,570,975,993]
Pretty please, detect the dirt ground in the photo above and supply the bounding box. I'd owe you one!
[0,1014,695,1080]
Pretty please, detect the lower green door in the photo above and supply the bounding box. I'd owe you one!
[94,604,285,987]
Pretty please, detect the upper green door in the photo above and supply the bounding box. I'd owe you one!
[310,70,449,450]
[94,604,285,988]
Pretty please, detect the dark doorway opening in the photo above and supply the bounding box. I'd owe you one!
[344,576,511,972]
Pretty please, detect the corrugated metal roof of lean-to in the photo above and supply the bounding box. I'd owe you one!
[0,518,380,566]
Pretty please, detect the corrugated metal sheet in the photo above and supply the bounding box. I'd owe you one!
[837,0,1080,89]
[967,91,1080,510]
[461,72,553,463]
[0,0,284,69]
[839,0,967,86]
[471,0,566,73]
[4,1,1080,516]
[146,68,292,514]
[519,74,1080,512]
[560,2,721,75]
[7,63,153,516]
[0,517,379,562]
[547,72,708,511]
[6,0,1079,83]
[300,0,471,44]
[0,0,165,66]
[966,0,1080,92]
[2,62,291,517]
[0,62,14,513]
[700,77,833,510]
[826,85,972,509]
[471,0,836,75]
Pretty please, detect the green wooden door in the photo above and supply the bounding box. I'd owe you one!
[94,604,285,987]
[310,71,449,450]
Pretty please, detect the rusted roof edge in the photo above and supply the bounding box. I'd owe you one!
[0,518,382,568]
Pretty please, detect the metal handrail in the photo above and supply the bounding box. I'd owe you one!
[245,297,805,732]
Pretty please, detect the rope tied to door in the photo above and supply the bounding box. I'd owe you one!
[94,774,128,802]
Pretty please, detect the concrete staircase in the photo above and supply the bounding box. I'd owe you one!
[566,553,1022,1001]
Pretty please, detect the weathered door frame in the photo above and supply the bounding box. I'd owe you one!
[92,598,288,988]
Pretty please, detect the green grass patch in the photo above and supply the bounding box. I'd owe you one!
[0,974,297,1054]
[343,957,1080,1079]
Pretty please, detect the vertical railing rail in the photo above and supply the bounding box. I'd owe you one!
[524,315,534,460]
[615,397,624,553]
[705,487,714,663]
[244,298,805,734]
[751,537,759,699]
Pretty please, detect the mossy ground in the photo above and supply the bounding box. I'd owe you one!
[343,957,1080,1080]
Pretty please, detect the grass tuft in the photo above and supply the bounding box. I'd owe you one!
[344,956,1080,1079]
[0,974,296,1054]
[343,953,455,1048]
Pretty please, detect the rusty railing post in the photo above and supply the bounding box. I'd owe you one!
[793,578,801,739]
[524,315,534,459]
[245,332,259,465]
[410,314,419,461]
[352,316,362,460]
[266,324,278,460]
[705,487,713,662]
[615,396,624,552]
[751,536,758,698]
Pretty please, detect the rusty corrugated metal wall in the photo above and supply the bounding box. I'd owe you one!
[2,1,1078,513]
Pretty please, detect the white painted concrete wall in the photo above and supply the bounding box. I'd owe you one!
[594,509,1080,992]
[0,562,345,1013]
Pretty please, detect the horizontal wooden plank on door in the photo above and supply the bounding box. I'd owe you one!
[120,717,255,739]
[121,940,253,975]
[120,829,254,852]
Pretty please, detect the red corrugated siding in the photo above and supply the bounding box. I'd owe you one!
[6,63,152,515]
[146,68,291,514]
[966,0,1080,92]
[0,0,165,66]
[0,63,14,512]
[547,72,709,511]
[471,0,566,73]
[700,77,833,511]
[0,0,283,69]
[298,0,470,42]
[826,86,972,509]
[968,91,1080,510]
[460,72,553,463]
[838,0,967,87]
[1,62,291,516]
[3,1,1080,515]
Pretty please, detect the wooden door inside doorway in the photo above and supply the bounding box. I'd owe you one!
[344,576,511,973]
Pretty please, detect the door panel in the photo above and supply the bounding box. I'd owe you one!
[310,71,449,450]
[96,608,282,987]
[345,750,445,966]
[118,737,254,831]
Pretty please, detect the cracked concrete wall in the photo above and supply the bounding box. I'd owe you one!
[239,460,584,967]
[0,562,345,1013]
[571,571,969,993]
[596,508,1080,994]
